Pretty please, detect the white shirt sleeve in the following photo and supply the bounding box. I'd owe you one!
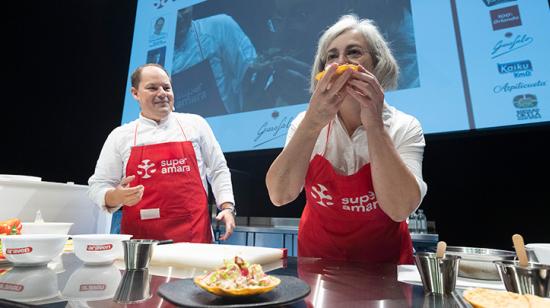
[87,127,125,213]
[195,115,235,209]
[394,116,428,205]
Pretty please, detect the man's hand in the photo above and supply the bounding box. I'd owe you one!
[216,203,236,241]
[105,175,144,208]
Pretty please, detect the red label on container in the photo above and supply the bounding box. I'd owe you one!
[80,284,106,291]
[5,247,32,254]
[0,282,24,292]
[86,244,113,251]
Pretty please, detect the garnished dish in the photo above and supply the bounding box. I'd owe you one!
[0,218,22,261]
[194,256,281,297]
[463,288,550,308]
[315,63,359,80]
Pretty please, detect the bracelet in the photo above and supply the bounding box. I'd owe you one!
[221,206,237,216]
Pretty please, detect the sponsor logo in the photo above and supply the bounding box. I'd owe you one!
[160,158,191,174]
[137,159,156,179]
[482,0,516,7]
[497,60,533,78]
[86,244,113,251]
[493,80,546,94]
[310,184,334,207]
[5,247,32,255]
[0,283,24,292]
[309,184,379,213]
[491,32,533,59]
[253,115,294,148]
[490,5,521,30]
[513,94,541,120]
[80,284,107,291]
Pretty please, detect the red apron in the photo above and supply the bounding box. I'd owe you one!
[298,121,413,264]
[121,119,212,243]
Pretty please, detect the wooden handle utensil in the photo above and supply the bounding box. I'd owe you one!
[512,234,529,267]
[436,241,447,259]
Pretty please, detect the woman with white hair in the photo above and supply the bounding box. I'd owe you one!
[266,15,427,264]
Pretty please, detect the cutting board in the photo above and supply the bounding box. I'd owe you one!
[150,243,286,270]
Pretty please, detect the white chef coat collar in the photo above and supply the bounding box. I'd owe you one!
[139,112,173,127]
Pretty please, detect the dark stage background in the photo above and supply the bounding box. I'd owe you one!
[3,1,549,250]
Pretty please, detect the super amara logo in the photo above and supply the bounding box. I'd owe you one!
[498,60,532,78]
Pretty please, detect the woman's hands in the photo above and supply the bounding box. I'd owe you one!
[305,63,353,129]
[345,65,385,130]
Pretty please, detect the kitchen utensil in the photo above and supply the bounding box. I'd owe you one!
[445,246,516,280]
[113,269,152,304]
[525,244,550,265]
[122,239,164,270]
[512,234,529,267]
[0,234,67,266]
[414,252,461,295]
[71,234,132,265]
[436,241,447,259]
[494,260,550,297]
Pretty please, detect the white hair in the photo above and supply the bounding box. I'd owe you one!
[310,14,399,93]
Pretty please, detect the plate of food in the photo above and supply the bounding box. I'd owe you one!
[463,288,550,308]
[158,256,310,307]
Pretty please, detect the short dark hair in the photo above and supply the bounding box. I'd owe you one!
[130,63,170,88]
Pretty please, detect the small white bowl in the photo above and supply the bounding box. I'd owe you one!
[0,266,59,302]
[526,243,550,265]
[0,234,68,266]
[61,264,122,301]
[22,222,73,235]
[72,234,132,265]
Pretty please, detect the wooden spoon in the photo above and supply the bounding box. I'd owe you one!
[512,234,529,267]
[436,241,447,259]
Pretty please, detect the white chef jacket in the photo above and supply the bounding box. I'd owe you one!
[286,102,428,203]
[88,112,234,212]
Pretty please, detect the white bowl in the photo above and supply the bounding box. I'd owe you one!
[72,234,132,265]
[526,243,550,265]
[61,264,122,301]
[0,174,42,182]
[22,222,73,235]
[0,234,68,266]
[0,266,59,302]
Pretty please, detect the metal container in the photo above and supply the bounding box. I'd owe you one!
[494,260,550,297]
[113,269,152,303]
[445,246,516,280]
[415,252,461,295]
[122,239,158,270]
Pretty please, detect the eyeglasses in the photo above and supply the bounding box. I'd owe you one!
[325,46,369,65]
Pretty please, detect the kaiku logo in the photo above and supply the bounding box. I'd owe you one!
[80,284,107,291]
[87,244,113,251]
[254,115,294,148]
[137,159,156,179]
[0,283,24,292]
[493,80,546,94]
[497,60,532,78]
[513,94,541,121]
[6,247,32,254]
[482,0,516,7]
[491,32,533,59]
[311,184,334,207]
[490,5,521,31]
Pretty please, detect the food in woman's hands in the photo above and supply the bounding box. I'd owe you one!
[194,256,281,297]
[315,64,359,80]
[463,288,550,308]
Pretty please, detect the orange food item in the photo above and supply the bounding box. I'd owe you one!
[463,288,550,308]
[0,218,21,235]
[315,64,359,80]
